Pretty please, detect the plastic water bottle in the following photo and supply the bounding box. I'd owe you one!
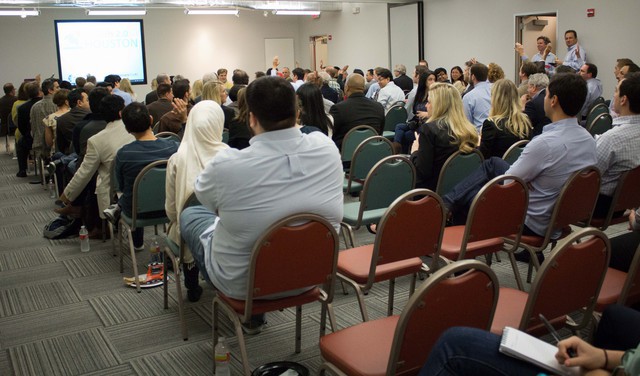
[79,226,90,252]
[149,236,161,264]
[214,337,231,376]
[48,179,57,199]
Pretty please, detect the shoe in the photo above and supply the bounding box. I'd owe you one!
[134,245,145,252]
[16,170,27,177]
[103,204,121,225]
[54,204,82,218]
[183,264,202,302]
[241,316,266,335]
[514,250,545,265]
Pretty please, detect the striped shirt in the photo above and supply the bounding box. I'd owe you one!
[595,114,640,196]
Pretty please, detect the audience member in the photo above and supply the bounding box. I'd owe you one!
[290,68,305,91]
[450,66,467,94]
[318,71,339,104]
[15,81,41,177]
[31,78,60,164]
[158,79,191,136]
[487,62,505,83]
[375,68,405,110]
[43,89,70,155]
[145,73,170,105]
[0,83,17,137]
[119,78,136,102]
[394,70,433,154]
[227,87,251,150]
[364,68,377,93]
[558,29,586,71]
[433,67,449,83]
[104,75,132,105]
[393,64,413,92]
[578,63,603,123]
[296,83,333,135]
[56,88,91,155]
[515,36,557,75]
[517,61,538,98]
[463,63,492,133]
[146,83,173,126]
[522,73,551,137]
[74,88,110,165]
[217,68,232,90]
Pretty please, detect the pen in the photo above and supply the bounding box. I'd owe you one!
[538,313,577,358]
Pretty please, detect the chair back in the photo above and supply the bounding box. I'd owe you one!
[245,214,339,316]
[388,260,499,375]
[519,228,610,333]
[459,175,528,258]
[587,113,613,136]
[131,159,169,227]
[502,140,529,165]
[152,121,160,134]
[620,241,640,307]
[341,125,379,163]
[359,156,416,219]
[347,136,394,190]
[155,131,181,143]
[585,103,609,128]
[592,166,640,229]
[552,166,601,232]
[383,105,408,133]
[436,150,484,197]
[222,129,229,144]
[373,189,446,275]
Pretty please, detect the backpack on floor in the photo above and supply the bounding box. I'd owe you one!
[43,215,82,239]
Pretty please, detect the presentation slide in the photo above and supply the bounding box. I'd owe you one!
[55,20,147,84]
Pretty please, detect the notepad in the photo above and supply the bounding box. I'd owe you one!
[499,327,580,376]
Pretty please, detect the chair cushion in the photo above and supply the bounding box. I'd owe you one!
[218,287,321,315]
[343,203,386,227]
[338,245,423,284]
[490,287,528,334]
[515,234,545,248]
[440,226,504,261]
[320,315,399,376]
[121,212,170,228]
[595,267,627,312]
[343,178,363,193]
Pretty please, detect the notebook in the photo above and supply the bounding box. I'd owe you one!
[499,327,580,376]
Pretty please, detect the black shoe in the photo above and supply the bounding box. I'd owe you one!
[514,250,545,265]
[16,170,27,177]
[183,264,202,302]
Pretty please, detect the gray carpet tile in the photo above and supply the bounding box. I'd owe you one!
[0,222,41,240]
[21,193,53,206]
[80,364,136,376]
[0,279,81,318]
[0,205,25,218]
[129,341,217,376]
[0,349,13,376]
[0,262,71,290]
[64,252,131,278]
[0,191,17,201]
[0,302,102,348]
[90,288,181,327]
[8,328,121,376]
[0,246,56,271]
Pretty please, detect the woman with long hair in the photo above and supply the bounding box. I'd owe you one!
[393,70,436,154]
[450,66,467,94]
[295,83,333,135]
[479,79,531,159]
[165,100,229,301]
[190,79,203,103]
[119,78,136,102]
[202,80,234,129]
[228,88,251,149]
[410,83,479,189]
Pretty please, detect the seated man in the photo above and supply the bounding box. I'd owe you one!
[443,73,597,262]
[180,76,343,331]
[111,103,179,250]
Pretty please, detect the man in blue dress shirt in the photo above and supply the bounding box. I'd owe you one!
[462,63,492,133]
[558,30,586,72]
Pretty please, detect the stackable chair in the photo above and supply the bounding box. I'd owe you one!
[435,150,484,197]
[154,131,181,142]
[338,189,446,321]
[381,104,408,140]
[585,102,608,128]
[344,136,393,194]
[501,140,529,165]
[596,241,640,311]
[587,113,613,136]
[340,125,378,169]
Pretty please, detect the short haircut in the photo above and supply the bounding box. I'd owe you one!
[172,79,190,100]
[42,78,57,94]
[83,82,95,92]
[232,70,249,85]
[470,63,489,82]
[345,73,365,93]
[367,69,374,76]
[88,87,109,113]
[624,63,640,73]
[157,83,172,98]
[229,85,242,102]
[555,65,576,74]
[100,94,125,123]
[585,63,598,78]
[528,73,549,89]
[122,102,151,133]
[394,64,406,74]
[97,81,113,89]
[620,72,640,114]
[3,83,14,95]
[67,88,85,109]
[75,77,86,88]
[60,81,73,90]
[377,68,393,80]
[156,73,170,84]
[216,68,228,76]
[245,76,296,132]
[415,65,429,77]
[616,59,634,69]
[537,36,551,44]
[565,30,577,39]
[26,81,40,99]
[104,74,122,85]
[353,69,364,76]
[86,75,97,84]
[520,62,538,78]
[52,89,69,107]
[433,67,447,77]
[547,73,587,117]
[292,68,305,80]
[202,72,218,84]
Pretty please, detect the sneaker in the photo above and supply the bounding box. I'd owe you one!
[241,317,266,335]
[103,204,121,224]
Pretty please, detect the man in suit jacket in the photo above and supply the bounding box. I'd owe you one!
[523,73,551,137]
[58,95,135,220]
[145,73,170,105]
[330,73,385,150]
[146,83,173,126]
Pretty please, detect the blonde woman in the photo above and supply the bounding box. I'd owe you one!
[119,78,137,102]
[487,62,505,83]
[190,79,203,103]
[479,79,531,159]
[201,80,233,128]
[410,83,478,189]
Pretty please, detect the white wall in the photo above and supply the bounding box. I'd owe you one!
[522,16,557,61]
[424,0,640,98]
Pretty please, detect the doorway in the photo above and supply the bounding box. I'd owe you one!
[514,12,557,83]
[309,35,328,71]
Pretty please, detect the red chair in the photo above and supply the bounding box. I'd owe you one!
[439,175,528,289]
[587,166,640,230]
[211,214,339,375]
[320,260,499,376]
[337,189,446,322]
[491,228,610,336]
[596,240,640,311]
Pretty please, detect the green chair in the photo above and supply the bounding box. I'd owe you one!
[502,140,529,165]
[585,103,609,129]
[342,155,416,248]
[588,113,613,136]
[155,131,181,143]
[344,136,393,194]
[382,105,408,140]
[435,150,484,197]
[341,125,378,168]
[222,129,229,144]
[118,159,171,293]
[163,192,201,341]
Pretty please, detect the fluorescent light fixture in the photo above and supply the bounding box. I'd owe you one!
[0,9,39,16]
[275,10,320,16]
[185,9,238,15]
[86,9,147,16]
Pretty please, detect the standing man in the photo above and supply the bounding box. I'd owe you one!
[515,36,558,75]
[557,30,586,72]
[578,63,603,123]
[462,63,492,133]
[15,82,41,177]
[30,78,59,166]
[0,83,17,137]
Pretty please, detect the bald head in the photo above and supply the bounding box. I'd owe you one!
[345,73,365,95]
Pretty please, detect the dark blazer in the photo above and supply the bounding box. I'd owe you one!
[410,120,459,190]
[479,119,528,159]
[394,74,414,93]
[524,89,551,138]
[145,90,158,105]
[146,98,173,126]
[330,92,385,150]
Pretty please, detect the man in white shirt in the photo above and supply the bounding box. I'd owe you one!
[557,30,586,72]
[290,68,305,91]
[375,68,405,110]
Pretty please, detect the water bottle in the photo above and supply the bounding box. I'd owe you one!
[79,226,90,252]
[149,236,161,264]
[48,179,57,199]
[214,337,231,376]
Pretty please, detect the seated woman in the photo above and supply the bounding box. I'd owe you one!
[450,65,467,94]
[166,100,228,302]
[227,88,251,150]
[202,80,235,130]
[479,79,532,159]
[393,70,436,154]
[410,83,478,190]
[295,83,333,135]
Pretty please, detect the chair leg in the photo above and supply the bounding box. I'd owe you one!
[295,306,302,353]
[118,222,124,272]
[123,223,142,293]
[165,249,187,340]
[387,278,395,316]
[320,301,337,335]
[507,250,525,291]
[101,219,107,242]
[409,273,417,296]
[213,299,252,376]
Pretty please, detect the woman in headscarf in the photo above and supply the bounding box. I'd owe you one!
[165,100,228,302]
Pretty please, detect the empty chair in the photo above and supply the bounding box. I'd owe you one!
[344,136,393,194]
[341,125,379,168]
[501,139,529,165]
[435,149,484,197]
[320,260,499,376]
[585,103,609,130]
[583,166,640,231]
[338,189,446,321]
[587,113,613,136]
[382,104,408,140]
[596,241,640,311]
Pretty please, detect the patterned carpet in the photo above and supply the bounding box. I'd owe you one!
[0,139,629,375]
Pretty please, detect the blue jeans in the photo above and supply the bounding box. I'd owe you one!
[180,205,217,284]
[418,327,545,376]
[393,122,415,154]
